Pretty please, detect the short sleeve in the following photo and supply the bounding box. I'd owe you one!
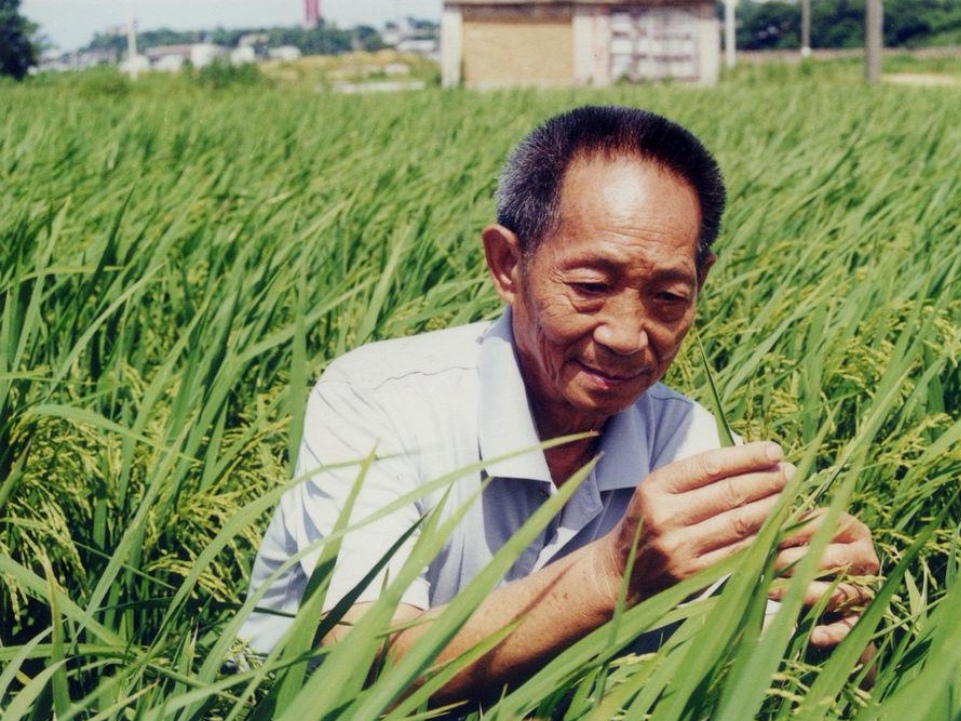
[294,376,431,609]
[238,370,431,653]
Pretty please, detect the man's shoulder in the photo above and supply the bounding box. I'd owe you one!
[321,320,492,390]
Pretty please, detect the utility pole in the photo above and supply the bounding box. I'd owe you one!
[724,0,736,69]
[865,0,883,82]
[126,0,139,80]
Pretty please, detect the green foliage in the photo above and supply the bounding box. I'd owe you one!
[266,22,354,55]
[83,31,125,60]
[886,0,961,46]
[0,64,960,718]
[735,0,802,50]
[813,0,869,48]
[72,65,133,97]
[82,18,387,59]
[189,58,271,91]
[353,25,388,53]
[733,0,961,49]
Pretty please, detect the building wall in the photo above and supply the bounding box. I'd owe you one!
[441,8,463,86]
[695,4,720,85]
[442,2,719,88]
[572,8,610,84]
[460,9,574,87]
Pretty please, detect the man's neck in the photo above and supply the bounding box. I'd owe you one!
[525,393,608,487]
[543,436,600,487]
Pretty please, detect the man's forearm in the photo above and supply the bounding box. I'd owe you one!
[379,542,617,704]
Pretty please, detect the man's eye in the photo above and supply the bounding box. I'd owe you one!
[656,292,689,304]
[570,282,609,296]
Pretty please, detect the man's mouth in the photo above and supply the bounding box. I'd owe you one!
[577,361,649,383]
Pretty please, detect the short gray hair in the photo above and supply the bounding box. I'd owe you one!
[495,105,726,266]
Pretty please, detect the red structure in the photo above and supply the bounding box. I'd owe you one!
[305,0,319,27]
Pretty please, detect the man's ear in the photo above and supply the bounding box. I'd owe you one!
[482,224,523,306]
[697,252,716,293]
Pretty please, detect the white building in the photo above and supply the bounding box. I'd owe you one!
[230,45,257,65]
[268,46,303,62]
[190,43,228,68]
[441,0,721,88]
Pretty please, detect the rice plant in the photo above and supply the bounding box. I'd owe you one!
[1,64,959,719]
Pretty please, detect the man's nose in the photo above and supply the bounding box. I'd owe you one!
[593,301,649,356]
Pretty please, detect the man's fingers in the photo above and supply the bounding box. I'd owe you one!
[774,545,878,576]
[618,443,792,591]
[651,441,784,494]
[694,493,783,551]
[681,463,793,526]
[810,613,860,648]
[768,579,874,611]
[811,617,878,689]
[775,512,880,577]
[655,533,761,578]
[781,510,874,550]
[828,582,875,611]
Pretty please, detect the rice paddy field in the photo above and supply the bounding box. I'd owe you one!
[1,59,960,719]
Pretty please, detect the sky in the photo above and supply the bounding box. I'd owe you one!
[21,0,443,52]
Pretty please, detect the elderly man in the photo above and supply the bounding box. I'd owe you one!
[240,105,878,701]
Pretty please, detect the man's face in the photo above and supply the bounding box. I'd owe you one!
[507,154,709,437]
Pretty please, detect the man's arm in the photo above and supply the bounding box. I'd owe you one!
[324,542,616,703]
[325,441,877,703]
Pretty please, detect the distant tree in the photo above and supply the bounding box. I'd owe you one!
[86,27,212,60]
[730,0,961,50]
[0,0,38,80]
[138,28,203,48]
[736,0,801,49]
[86,31,128,60]
[811,0,866,48]
[884,0,961,46]
[354,25,386,52]
[210,27,250,48]
[268,22,352,55]
[408,17,440,36]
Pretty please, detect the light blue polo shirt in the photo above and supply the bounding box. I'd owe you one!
[239,308,721,653]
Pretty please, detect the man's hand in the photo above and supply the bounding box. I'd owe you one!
[771,509,880,648]
[595,441,879,648]
[597,441,791,604]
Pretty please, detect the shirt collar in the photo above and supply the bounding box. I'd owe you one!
[477,307,648,490]
[478,307,552,483]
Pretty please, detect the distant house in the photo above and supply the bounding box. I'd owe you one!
[119,53,152,76]
[267,46,302,62]
[145,44,193,70]
[382,16,441,58]
[190,43,229,68]
[397,37,441,57]
[230,45,257,65]
[441,0,720,88]
[144,43,228,71]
